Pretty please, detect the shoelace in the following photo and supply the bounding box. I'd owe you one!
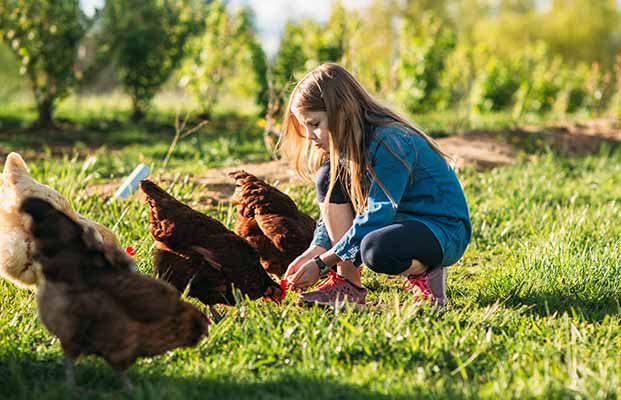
[279,279,291,300]
[314,271,341,290]
[403,274,431,300]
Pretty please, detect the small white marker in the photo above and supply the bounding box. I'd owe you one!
[113,164,150,199]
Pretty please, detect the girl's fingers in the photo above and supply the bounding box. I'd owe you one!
[292,272,314,291]
[289,269,303,284]
[290,270,310,288]
[289,272,304,291]
[285,255,305,277]
[284,264,298,278]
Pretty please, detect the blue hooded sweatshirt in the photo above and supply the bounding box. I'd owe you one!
[311,124,471,267]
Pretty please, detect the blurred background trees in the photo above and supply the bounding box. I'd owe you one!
[96,0,204,121]
[0,0,620,127]
[0,0,88,127]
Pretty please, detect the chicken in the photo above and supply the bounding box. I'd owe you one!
[20,197,209,390]
[228,170,316,277]
[0,152,120,289]
[140,180,282,305]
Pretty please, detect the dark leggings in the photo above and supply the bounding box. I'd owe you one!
[316,162,443,275]
[360,221,442,274]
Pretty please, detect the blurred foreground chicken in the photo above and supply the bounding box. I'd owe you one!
[140,180,282,305]
[0,152,120,289]
[20,197,209,390]
[228,170,315,277]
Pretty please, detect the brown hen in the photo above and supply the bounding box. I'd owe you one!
[228,170,316,277]
[20,197,208,391]
[140,180,282,305]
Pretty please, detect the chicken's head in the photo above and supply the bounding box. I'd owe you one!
[2,152,73,215]
[20,197,134,282]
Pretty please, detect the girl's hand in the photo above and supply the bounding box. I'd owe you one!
[284,246,325,280]
[288,259,321,291]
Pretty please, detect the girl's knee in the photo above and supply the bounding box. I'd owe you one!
[360,233,386,273]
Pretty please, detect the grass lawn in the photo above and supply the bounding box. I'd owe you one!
[0,101,620,399]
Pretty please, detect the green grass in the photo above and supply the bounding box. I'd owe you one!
[0,96,272,178]
[1,103,621,398]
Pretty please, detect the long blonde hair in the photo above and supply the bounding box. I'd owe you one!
[278,63,448,215]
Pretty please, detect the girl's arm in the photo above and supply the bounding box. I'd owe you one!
[283,221,329,280]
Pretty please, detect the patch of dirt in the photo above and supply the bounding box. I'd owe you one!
[441,118,621,170]
[83,161,299,205]
[439,132,517,171]
[61,118,621,202]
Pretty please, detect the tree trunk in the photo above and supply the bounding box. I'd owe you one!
[131,104,146,122]
[34,98,54,129]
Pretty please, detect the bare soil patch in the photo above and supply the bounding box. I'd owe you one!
[47,118,621,203]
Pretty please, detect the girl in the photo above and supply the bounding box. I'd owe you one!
[281,63,471,307]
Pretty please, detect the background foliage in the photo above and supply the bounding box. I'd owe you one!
[0,0,88,127]
[1,0,620,127]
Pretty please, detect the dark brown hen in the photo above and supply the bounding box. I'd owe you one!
[20,197,209,391]
[228,170,316,277]
[140,180,282,305]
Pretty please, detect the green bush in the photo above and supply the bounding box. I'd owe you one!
[607,57,621,117]
[269,22,309,115]
[554,63,590,114]
[513,44,563,116]
[395,14,456,114]
[470,50,521,112]
[438,43,477,110]
[554,60,619,116]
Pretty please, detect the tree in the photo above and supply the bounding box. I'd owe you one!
[270,21,308,113]
[0,0,88,128]
[247,32,269,115]
[98,0,203,121]
[180,1,264,118]
[395,14,456,114]
[316,1,349,63]
[542,0,621,66]
[346,0,400,97]
[237,8,269,115]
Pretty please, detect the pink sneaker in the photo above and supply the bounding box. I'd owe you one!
[403,267,447,308]
[300,273,368,307]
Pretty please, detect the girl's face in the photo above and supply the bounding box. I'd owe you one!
[291,108,330,151]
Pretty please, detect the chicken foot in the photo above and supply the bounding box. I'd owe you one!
[117,371,134,392]
[64,356,76,388]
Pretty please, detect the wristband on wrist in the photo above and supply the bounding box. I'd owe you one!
[313,255,332,276]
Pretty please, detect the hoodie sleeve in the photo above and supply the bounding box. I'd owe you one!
[332,130,416,266]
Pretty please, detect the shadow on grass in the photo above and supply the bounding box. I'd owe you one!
[1,346,599,400]
[0,114,25,130]
[0,111,265,161]
[478,290,621,322]
[0,350,462,400]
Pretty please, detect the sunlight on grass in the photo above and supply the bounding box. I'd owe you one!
[0,146,620,399]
